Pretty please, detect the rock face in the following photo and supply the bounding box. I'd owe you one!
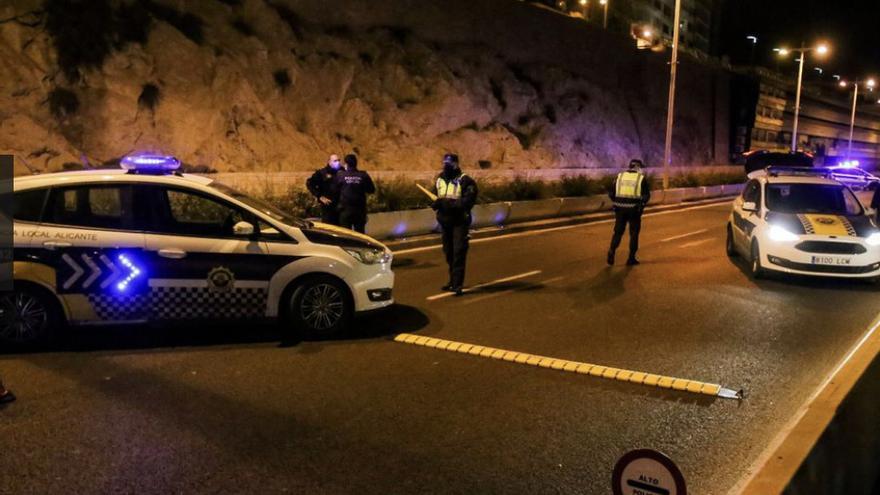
[0,0,729,175]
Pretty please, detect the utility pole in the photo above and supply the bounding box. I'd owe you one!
[662,0,682,190]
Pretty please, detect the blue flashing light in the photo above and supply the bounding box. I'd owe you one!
[120,153,181,173]
[116,254,143,292]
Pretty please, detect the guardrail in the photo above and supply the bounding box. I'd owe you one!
[363,183,745,240]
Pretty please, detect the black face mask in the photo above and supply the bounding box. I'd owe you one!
[443,163,459,174]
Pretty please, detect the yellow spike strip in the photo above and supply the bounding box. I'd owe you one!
[394,334,741,400]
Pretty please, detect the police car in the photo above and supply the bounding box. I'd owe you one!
[726,166,880,280]
[3,154,394,345]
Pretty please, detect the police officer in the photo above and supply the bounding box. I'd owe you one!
[306,154,342,225]
[432,153,478,296]
[334,154,375,233]
[607,159,651,266]
[0,377,14,404]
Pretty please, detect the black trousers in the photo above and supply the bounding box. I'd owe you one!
[609,207,642,259]
[441,223,469,287]
[339,208,367,234]
[320,204,339,225]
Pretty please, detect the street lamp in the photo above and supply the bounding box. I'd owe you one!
[661,0,682,190]
[776,42,830,152]
[839,77,876,159]
[599,0,608,29]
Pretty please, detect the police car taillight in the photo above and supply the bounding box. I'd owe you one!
[120,153,181,174]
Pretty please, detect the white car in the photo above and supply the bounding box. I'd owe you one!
[726,167,880,280]
[3,154,394,345]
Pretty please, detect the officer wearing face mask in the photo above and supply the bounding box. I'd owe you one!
[306,154,343,225]
[432,153,478,296]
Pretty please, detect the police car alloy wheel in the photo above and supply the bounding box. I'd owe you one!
[287,275,353,338]
[0,287,59,345]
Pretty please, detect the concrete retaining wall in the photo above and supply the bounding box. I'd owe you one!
[363,183,744,240]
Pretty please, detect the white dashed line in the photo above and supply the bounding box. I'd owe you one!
[679,238,714,248]
[425,270,543,301]
[661,228,709,243]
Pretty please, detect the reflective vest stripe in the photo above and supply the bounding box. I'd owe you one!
[615,171,644,199]
[436,174,468,199]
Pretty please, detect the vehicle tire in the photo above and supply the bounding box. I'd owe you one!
[750,241,765,279]
[0,286,60,347]
[286,275,353,339]
[726,224,738,257]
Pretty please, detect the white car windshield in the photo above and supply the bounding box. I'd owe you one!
[210,182,309,228]
[765,183,863,216]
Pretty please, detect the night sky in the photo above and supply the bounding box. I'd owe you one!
[720,0,880,82]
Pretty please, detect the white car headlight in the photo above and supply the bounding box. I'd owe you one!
[866,233,880,246]
[344,247,391,265]
[768,225,800,242]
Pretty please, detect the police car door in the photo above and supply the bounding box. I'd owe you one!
[142,185,270,320]
[732,179,762,249]
[39,183,148,322]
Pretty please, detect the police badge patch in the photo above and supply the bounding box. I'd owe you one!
[207,266,235,293]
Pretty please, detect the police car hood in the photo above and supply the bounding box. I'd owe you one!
[765,211,875,238]
[301,222,387,250]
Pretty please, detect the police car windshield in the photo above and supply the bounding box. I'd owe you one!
[765,183,863,216]
[210,182,308,227]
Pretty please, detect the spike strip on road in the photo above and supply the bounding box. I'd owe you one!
[394,333,742,400]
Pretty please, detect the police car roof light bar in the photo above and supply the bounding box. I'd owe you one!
[766,166,831,178]
[121,153,181,174]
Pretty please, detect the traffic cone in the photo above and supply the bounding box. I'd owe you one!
[0,378,15,404]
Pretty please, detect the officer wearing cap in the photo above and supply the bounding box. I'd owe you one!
[432,153,478,296]
[607,159,651,266]
[334,154,375,233]
[306,154,343,225]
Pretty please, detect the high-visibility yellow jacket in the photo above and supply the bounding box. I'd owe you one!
[611,170,650,208]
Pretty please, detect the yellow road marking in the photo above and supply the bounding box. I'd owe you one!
[394,333,741,399]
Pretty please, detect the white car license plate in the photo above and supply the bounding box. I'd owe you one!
[811,255,851,266]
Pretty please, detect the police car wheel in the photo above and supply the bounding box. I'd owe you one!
[288,276,352,338]
[726,224,738,257]
[750,241,765,279]
[0,287,58,346]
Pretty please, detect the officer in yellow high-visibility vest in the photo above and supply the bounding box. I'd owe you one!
[608,159,651,266]
[432,153,478,296]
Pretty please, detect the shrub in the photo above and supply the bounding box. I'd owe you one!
[272,69,292,91]
[144,1,204,45]
[555,175,596,197]
[115,1,152,46]
[138,83,161,111]
[370,177,433,212]
[45,0,116,81]
[48,87,79,118]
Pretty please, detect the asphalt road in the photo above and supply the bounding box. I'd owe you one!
[3,201,880,494]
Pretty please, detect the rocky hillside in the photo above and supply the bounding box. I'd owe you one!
[0,0,729,176]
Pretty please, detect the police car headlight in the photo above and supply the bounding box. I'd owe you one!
[768,225,800,242]
[344,247,391,265]
[866,233,880,246]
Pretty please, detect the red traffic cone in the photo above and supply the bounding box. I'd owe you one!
[0,378,15,404]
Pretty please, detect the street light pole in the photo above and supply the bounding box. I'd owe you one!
[600,0,608,29]
[791,43,806,152]
[847,82,859,159]
[662,0,682,190]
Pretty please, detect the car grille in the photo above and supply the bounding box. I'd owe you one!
[795,241,866,255]
[768,256,879,274]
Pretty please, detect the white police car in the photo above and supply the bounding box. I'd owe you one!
[726,167,880,280]
[3,154,394,345]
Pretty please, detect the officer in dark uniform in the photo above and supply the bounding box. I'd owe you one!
[607,159,651,266]
[0,377,14,404]
[306,154,342,225]
[334,154,375,234]
[432,153,478,296]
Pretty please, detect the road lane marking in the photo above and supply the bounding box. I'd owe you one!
[394,333,742,399]
[393,200,733,255]
[660,228,709,243]
[459,275,567,305]
[679,238,714,249]
[731,312,880,494]
[425,270,542,301]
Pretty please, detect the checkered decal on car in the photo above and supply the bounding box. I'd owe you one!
[87,287,268,321]
[87,294,150,321]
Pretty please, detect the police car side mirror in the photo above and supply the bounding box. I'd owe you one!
[742,201,758,213]
[233,221,255,237]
